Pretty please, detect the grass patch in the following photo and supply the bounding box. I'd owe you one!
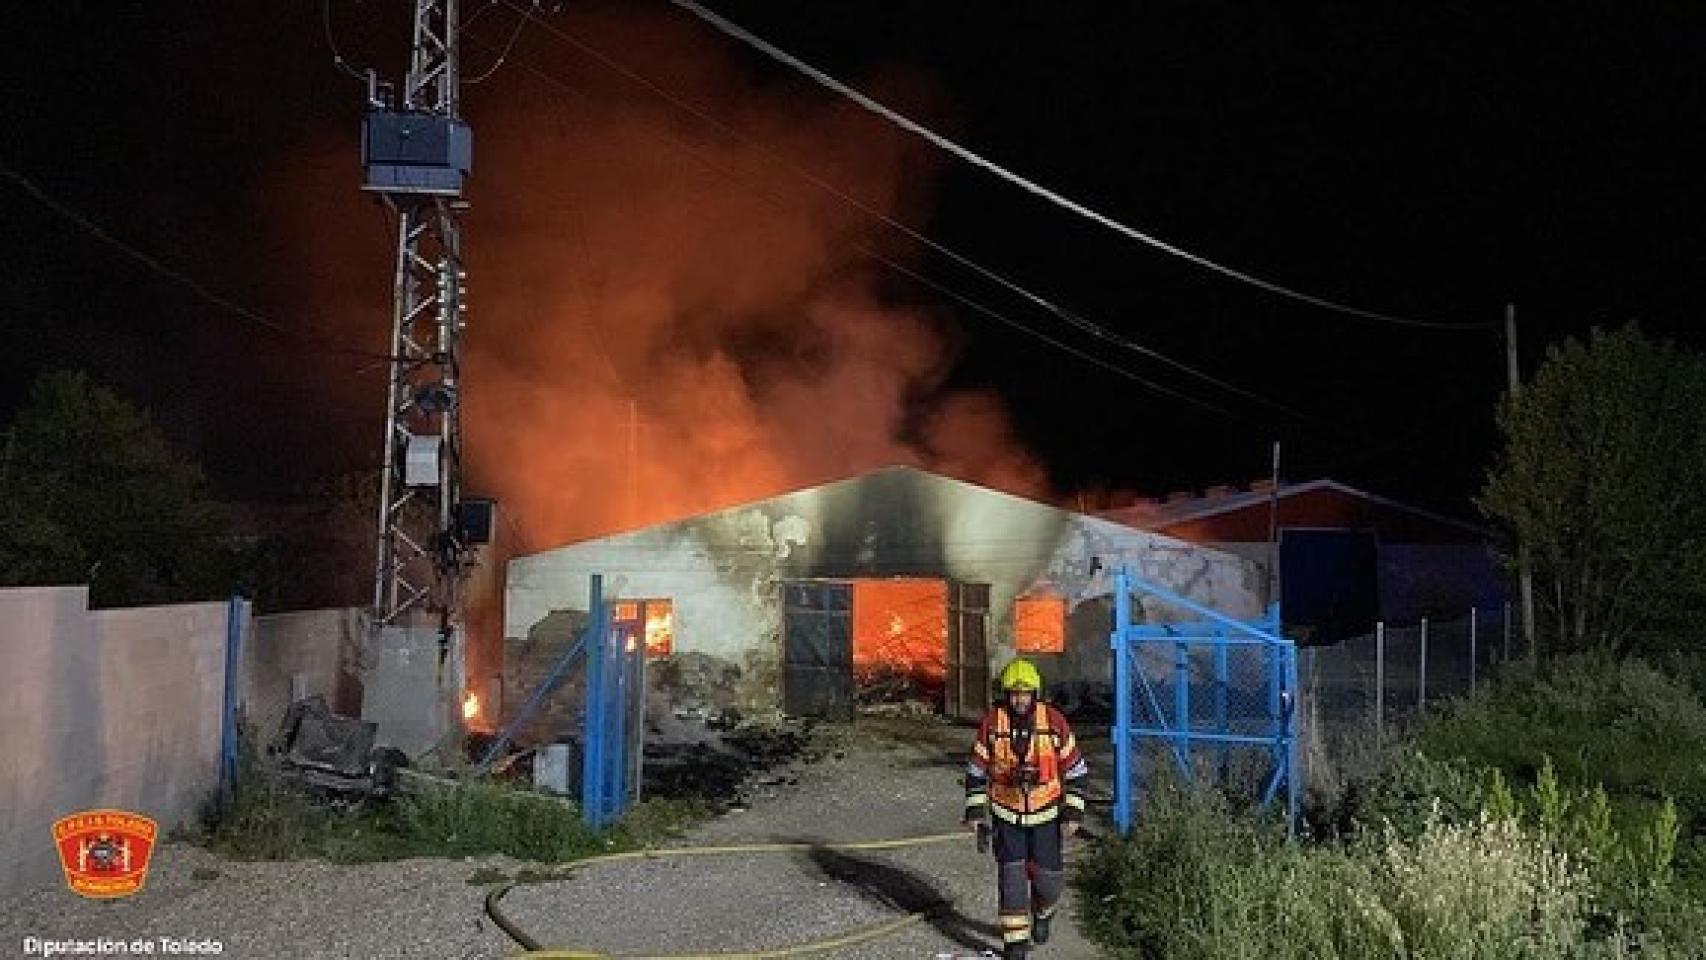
[205,735,717,866]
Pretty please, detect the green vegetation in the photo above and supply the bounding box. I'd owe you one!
[1076,656,1706,959]
[0,370,240,606]
[204,734,710,867]
[1480,326,1706,659]
[1417,656,1706,844]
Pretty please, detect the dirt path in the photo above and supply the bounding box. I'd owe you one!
[498,714,1111,959]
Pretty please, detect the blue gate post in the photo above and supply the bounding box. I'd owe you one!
[601,623,620,823]
[615,625,630,814]
[1262,642,1280,808]
[1266,630,1282,777]
[1173,639,1191,785]
[219,595,248,816]
[1113,571,1133,833]
[579,576,607,827]
[1213,636,1230,781]
[1285,639,1301,832]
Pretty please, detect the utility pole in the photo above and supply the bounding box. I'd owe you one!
[1504,303,1537,663]
[1266,440,1282,607]
[363,0,473,651]
[627,400,640,528]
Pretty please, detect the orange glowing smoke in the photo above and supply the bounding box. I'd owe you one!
[451,8,1049,547]
[265,8,1051,682]
[853,580,948,683]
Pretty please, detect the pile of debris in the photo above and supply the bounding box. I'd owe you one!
[268,695,410,802]
[853,663,942,717]
[642,710,818,809]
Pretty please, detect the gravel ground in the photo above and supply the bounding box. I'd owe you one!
[0,715,1113,960]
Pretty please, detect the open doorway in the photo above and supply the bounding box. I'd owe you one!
[779,578,990,720]
[852,579,948,705]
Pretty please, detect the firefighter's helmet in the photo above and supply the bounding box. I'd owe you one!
[998,659,1042,692]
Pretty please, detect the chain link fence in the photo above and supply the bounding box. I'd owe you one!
[1297,603,1525,803]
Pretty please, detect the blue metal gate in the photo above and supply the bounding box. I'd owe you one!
[1111,568,1299,834]
[476,574,646,828]
[583,589,646,827]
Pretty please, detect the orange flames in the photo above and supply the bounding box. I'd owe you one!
[853,580,948,683]
[614,600,675,658]
[462,690,480,722]
[644,603,674,658]
[266,8,1052,683]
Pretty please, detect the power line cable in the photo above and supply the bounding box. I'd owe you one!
[664,0,1492,332]
[465,20,1265,428]
[471,14,1482,476]
[488,1,1312,423]
[321,0,370,82]
[0,162,395,365]
[851,241,1259,425]
[466,0,536,85]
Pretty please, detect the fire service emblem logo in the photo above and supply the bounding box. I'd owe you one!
[53,809,158,898]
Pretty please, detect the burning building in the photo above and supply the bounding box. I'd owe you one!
[501,466,1262,723]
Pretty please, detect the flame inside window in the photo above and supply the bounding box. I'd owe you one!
[614,599,674,658]
[1015,594,1066,654]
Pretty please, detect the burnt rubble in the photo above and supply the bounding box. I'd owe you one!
[642,713,818,808]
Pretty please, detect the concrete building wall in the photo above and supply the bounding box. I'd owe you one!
[241,608,368,741]
[505,469,1263,718]
[361,625,464,757]
[0,587,227,901]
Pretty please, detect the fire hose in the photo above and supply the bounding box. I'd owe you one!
[483,832,975,959]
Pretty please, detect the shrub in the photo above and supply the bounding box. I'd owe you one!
[1338,749,1488,840]
[1377,812,1590,958]
[1075,791,1608,960]
[1419,655,1706,827]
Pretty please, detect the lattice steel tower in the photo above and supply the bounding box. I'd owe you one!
[362,0,473,636]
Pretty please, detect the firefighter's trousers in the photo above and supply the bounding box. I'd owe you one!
[990,817,1065,947]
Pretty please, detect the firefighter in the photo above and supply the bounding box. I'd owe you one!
[962,658,1088,959]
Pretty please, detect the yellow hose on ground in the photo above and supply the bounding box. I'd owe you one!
[485,831,975,959]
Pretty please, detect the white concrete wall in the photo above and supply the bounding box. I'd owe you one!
[505,469,1264,705]
[361,625,464,757]
[242,607,367,740]
[0,587,229,901]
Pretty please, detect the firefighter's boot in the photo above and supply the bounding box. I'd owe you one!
[1003,940,1031,960]
[1031,909,1053,945]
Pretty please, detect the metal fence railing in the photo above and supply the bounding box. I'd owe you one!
[1297,603,1523,789]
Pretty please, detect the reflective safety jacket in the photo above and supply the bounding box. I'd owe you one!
[964,702,1088,826]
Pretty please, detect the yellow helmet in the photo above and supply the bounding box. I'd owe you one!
[998,658,1042,692]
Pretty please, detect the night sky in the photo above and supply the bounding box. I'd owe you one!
[7,1,1706,526]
